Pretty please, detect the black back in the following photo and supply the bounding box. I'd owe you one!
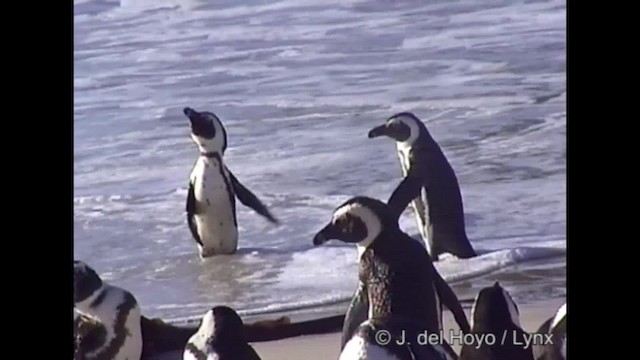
[202,306,262,360]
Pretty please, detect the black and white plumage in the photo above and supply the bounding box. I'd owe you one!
[532,303,566,360]
[313,196,468,359]
[368,112,476,261]
[74,260,143,360]
[184,107,278,258]
[183,306,261,360]
[340,318,455,360]
[459,282,533,360]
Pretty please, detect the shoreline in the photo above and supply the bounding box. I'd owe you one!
[252,297,565,360]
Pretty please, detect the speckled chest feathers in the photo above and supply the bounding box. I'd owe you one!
[359,233,440,331]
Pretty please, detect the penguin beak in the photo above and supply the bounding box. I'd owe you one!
[183,107,199,124]
[312,223,337,246]
[368,122,410,141]
[367,124,388,138]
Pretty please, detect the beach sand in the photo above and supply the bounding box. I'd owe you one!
[252,298,565,360]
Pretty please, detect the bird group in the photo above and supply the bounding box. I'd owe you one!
[74,109,565,360]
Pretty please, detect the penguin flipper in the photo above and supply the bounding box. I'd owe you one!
[341,281,369,349]
[228,170,279,224]
[387,171,424,221]
[432,266,470,334]
[186,181,203,246]
[244,345,263,360]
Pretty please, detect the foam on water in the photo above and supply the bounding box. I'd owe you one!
[75,0,566,319]
[164,246,566,325]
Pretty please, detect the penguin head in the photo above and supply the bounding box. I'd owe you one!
[74,260,103,305]
[313,196,394,252]
[470,282,521,331]
[192,306,245,348]
[367,112,429,148]
[183,107,228,155]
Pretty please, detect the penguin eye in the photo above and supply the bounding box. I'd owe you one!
[340,214,355,233]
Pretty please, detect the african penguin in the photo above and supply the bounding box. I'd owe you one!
[313,196,469,356]
[340,318,455,360]
[459,282,533,360]
[74,260,143,360]
[183,305,261,360]
[183,107,278,258]
[368,112,476,261]
[531,302,566,360]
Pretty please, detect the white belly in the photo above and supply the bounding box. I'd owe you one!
[117,306,143,360]
[396,148,431,249]
[190,157,238,256]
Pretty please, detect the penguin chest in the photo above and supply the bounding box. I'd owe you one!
[340,335,402,360]
[190,158,238,254]
[77,290,143,360]
[396,148,431,245]
[117,306,143,360]
[395,147,411,177]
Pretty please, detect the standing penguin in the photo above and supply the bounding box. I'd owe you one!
[74,260,143,360]
[532,303,566,360]
[367,112,476,261]
[313,196,469,357]
[183,305,262,360]
[183,107,278,258]
[459,282,533,360]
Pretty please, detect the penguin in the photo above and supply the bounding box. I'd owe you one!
[459,282,534,360]
[74,260,143,360]
[183,107,278,257]
[531,303,566,360]
[183,305,262,360]
[367,112,476,261]
[312,196,469,356]
[340,318,455,360]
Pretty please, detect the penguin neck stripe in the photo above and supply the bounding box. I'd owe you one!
[200,151,219,158]
[90,289,108,309]
[78,291,139,360]
[76,285,106,312]
[184,343,208,360]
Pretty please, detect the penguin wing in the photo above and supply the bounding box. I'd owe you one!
[341,281,369,349]
[228,170,279,224]
[244,344,263,360]
[186,181,203,246]
[387,169,425,221]
[432,264,470,334]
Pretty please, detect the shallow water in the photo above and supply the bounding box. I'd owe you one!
[74,0,566,320]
